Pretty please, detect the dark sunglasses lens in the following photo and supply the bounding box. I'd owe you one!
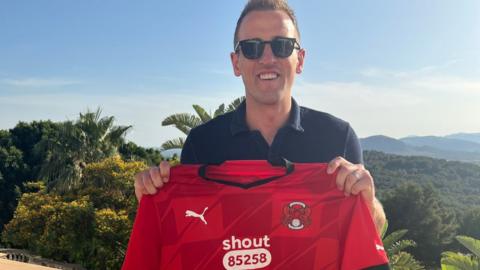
[241,40,263,59]
[271,38,295,58]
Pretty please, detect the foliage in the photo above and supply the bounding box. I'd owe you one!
[161,96,245,150]
[441,236,480,270]
[35,108,132,192]
[76,155,145,218]
[365,151,480,211]
[381,221,425,270]
[1,189,95,262]
[1,157,146,269]
[119,141,163,166]
[0,142,27,233]
[382,181,458,266]
[458,207,480,240]
[390,252,425,270]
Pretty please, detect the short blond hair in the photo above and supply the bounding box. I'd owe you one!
[233,0,300,49]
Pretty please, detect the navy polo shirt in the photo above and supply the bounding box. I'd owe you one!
[181,98,363,165]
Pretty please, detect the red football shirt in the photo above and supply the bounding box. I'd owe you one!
[122,161,388,270]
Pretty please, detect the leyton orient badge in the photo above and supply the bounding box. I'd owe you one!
[282,201,311,230]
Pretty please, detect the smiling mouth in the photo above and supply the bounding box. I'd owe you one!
[259,73,279,80]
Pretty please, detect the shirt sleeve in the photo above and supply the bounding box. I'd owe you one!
[181,132,198,164]
[122,195,162,270]
[339,196,389,270]
[344,124,364,164]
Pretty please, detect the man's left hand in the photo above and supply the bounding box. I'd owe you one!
[327,156,375,210]
[326,156,386,235]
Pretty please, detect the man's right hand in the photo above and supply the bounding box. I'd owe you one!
[134,161,171,201]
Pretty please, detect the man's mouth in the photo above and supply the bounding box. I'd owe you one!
[259,72,279,80]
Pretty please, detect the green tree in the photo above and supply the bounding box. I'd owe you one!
[0,139,27,233]
[2,157,146,270]
[382,182,458,267]
[459,207,480,240]
[441,236,480,270]
[161,96,245,150]
[35,108,131,192]
[119,141,163,166]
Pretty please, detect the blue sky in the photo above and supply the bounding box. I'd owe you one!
[1,0,479,147]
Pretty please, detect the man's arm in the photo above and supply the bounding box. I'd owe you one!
[327,156,387,236]
[337,124,387,235]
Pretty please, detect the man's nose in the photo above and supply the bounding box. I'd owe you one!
[259,44,277,64]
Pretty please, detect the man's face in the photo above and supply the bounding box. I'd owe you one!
[231,10,305,106]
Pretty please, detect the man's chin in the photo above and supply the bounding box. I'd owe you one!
[247,92,289,106]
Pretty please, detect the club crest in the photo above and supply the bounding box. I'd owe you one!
[282,201,311,230]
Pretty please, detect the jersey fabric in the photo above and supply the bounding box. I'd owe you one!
[122,161,388,270]
[181,98,363,165]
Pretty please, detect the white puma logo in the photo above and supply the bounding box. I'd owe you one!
[185,207,208,225]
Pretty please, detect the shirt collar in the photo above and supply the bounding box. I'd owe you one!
[230,98,305,136]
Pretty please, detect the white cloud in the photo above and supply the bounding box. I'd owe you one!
[1,77,81,87]
[294,74,480,139]
[360,59,461,79]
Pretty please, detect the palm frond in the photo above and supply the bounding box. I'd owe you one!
[162,113,202,133]
[174,124,191,135]
[161,137,185,151]
[389,240,417,256]
[192,104,212,123]
[213,103,226,118]
[390,252,425,270]
[383,229,408,250]
[456,235,480,258]
[441,251,479,270]
[226,96,245,112]
[106,125,132,146]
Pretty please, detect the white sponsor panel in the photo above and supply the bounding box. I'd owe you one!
[222,248,272,270]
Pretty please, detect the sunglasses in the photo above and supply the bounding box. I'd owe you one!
[235,37,301,60]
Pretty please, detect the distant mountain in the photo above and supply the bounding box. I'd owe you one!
[360,133,480,164]
[360,135,409,153]
[400,135,480,153]
[445,132,480,144]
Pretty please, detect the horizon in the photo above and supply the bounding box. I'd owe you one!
[1,1,479,147]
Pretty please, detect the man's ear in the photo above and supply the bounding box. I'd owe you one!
[296,48,305,74]
[230,52,242,77]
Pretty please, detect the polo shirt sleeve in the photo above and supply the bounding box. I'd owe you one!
[181,133,198,164]
[122,195,162,270]
[344,124,364,164]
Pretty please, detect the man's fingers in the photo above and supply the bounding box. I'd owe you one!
[149,167,163,188]
[327,156,347,174]
[142,173,157,195]
[134,174,145,201]
[351,170,374,195]
[335,163,356,191]
[159,161,170,183]
[343,169,363,196]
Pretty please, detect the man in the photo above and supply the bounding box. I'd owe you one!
[134,0,386,234]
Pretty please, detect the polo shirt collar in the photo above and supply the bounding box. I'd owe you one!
[230,98,305,135]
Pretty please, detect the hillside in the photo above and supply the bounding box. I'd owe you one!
[364,150,480,210]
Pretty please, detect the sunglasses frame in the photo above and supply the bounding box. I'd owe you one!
[235,37,301,60]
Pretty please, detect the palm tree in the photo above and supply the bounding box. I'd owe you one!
[381,221,425,270]
[161,96,245,150]
[441,236,480,270]
[36,108,131,192]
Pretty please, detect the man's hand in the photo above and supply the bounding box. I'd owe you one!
[134,161,171,201]
[327,156,386,234]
